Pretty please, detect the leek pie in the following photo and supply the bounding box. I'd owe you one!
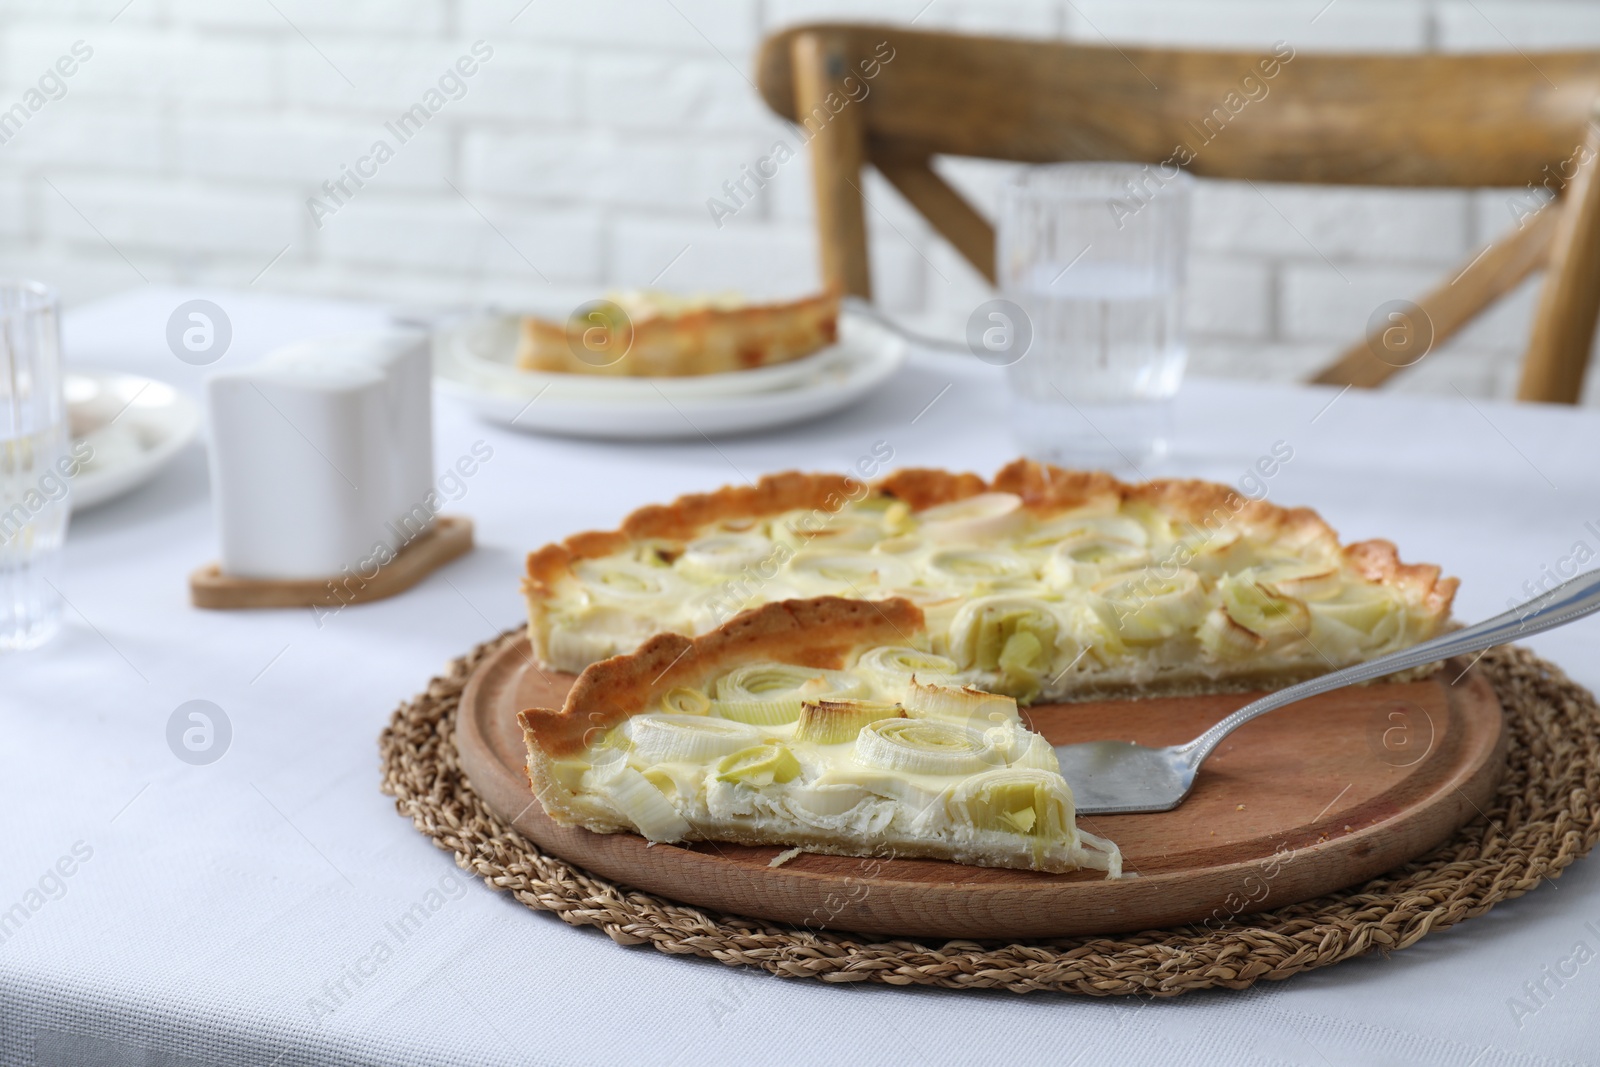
[524,461,1458,703]
[514,289,839,377]
[518,596,1122,875]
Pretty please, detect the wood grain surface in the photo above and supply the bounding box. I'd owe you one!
[1522,108,1600,403]
[793,30,873,300]
[758,27,1600,186]
[457,634,1508,939]
[1310,207,1559,390]
[757,24,1600,402]
[190,515,473,610]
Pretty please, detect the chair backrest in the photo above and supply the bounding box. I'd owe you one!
[756,25,1600,403]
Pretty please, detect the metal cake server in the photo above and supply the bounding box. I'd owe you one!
[1055,567,1600,815]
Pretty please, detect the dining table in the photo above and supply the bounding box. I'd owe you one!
[4,284,1599,1067]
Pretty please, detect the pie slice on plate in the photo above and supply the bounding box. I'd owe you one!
[518,596,1122,875]
[514,289,839,377]
[523,460,1457,702]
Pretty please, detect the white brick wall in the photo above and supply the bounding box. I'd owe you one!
[0,0,1594,400]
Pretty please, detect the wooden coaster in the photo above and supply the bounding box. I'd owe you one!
[190,515,473,610]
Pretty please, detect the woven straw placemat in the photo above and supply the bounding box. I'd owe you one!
[378,633,1600,996]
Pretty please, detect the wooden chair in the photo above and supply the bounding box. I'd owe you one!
[755,25,1600,403]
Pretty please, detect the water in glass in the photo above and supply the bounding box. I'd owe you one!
[0,281,68,651]
[999,164,1191,470]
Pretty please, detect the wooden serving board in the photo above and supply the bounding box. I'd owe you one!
[456,634,1507,939]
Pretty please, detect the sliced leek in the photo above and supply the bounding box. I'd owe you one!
[853,718,1001,776]
[641,762,703,801]
[711,662,867,725]
[1197,606,1267,659]
[712,698,807,727]
[546,608,665,670]
[901,680,1020,727]
[926,548,1036,588]
[625,714,759,764]
[809,763,943,809]
[1310,586,1407,653]
[573,558,683,601]
[771,506,888,550]
[1005,731,1061,772]
[795,699,906,745]
[678,532,779,578]
[782,781,875,818]
[917,492,1025,543]
[596,767,692,842]
[1043,535,1152,587]
[1021,512,1149,550]
[786,550,915,592]
[1255,560,1344,602]
[949,767,1122,875]
[1093,568,1206,644]
[1310,586,1403,634]
[873,533,925,556]
[853,645,960,694]
[658,686,711,716]
[1218,571,1311,639]
[946,595,1062,699]
[715,741,802,785]
[951,767,1071,838]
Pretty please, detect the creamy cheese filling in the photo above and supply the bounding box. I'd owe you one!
[547,651,1122,876]
[540,493,1442,696]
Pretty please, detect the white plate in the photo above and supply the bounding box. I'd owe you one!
[66,372,201,510]
[437,311,849,401]
[437,313,906,440]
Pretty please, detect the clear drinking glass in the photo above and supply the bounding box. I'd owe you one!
[0,281,69,651]
[998,163,1191,469]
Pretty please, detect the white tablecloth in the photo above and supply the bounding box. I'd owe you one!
[4,286,1599,1067]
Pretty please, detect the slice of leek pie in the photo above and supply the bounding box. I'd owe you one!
[513,288,839,378]
[524,460,1458,702]
[518,597,1122,876]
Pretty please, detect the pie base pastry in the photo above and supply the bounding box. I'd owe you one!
[523,461,1458,704]
[518,597,1122,875]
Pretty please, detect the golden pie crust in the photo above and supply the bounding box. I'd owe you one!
[526,463,1452,606]
[520,596,922,760]
[524,460,1457,685]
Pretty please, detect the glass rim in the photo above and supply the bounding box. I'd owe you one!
[1001,161,1195,200]
[0,279,60,316]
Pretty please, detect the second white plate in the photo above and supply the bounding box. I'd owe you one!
[437,312,906,440]
[439,311,842,401]
[66,372,201,510]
